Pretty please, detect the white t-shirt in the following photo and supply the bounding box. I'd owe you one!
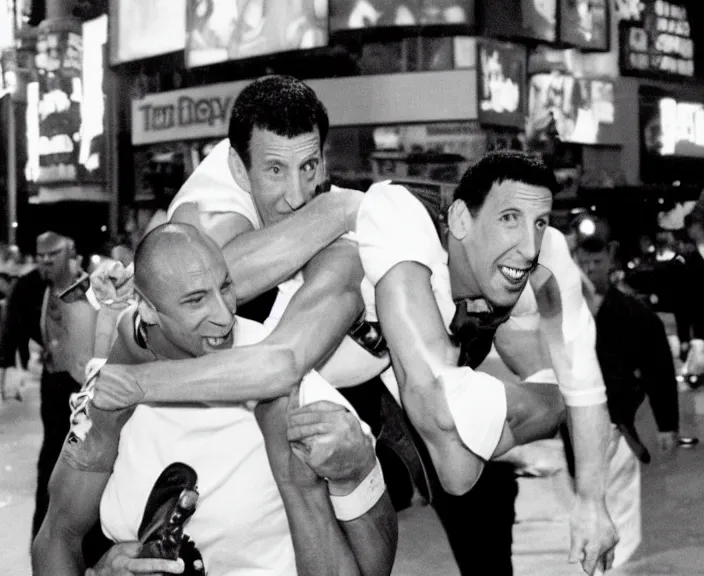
[100,316,367,576]
[167,139,261,228]
[356,181,606,408]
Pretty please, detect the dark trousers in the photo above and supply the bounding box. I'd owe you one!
[32,370,81,539]
[431,463,518,576]
[341,380,519,576]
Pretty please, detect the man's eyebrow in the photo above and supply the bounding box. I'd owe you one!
[180,289,208,300]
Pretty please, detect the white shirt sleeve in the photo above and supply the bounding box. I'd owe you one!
[357,181,446,287]
[538,228,607,407]
[167,138,260,229]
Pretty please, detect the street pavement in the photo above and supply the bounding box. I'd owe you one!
[3,380,703,576]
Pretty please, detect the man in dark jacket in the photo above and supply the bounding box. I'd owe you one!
[575,231,680,461]
[0,231,98,539]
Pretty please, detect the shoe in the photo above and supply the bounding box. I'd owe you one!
[138,463,199,562]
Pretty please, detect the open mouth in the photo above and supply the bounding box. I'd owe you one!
[499,265,531,285]
[203,325,235,351]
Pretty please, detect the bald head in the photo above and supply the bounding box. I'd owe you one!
[133,222,237,357]
[134,223,223,304]
[36,230,74,283]
[37,231,71,253]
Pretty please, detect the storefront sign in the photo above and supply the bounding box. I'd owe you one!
[619,0,694,79]
[132,72,480,145]
[477,38,526,129]
[132,82,243,145]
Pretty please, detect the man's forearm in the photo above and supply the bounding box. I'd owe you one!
[278,482,361,576]
[135,342,298,403]
[32,526,84,576]
[338,493,397,576]
[568,403,611,501]
[225,194,349,302]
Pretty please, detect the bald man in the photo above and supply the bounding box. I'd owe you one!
[6,232,98,539]
[33,223,396,576]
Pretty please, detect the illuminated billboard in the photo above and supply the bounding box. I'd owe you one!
[643,98,704,158]
[559,0,609,51]
[110,0,187,64]
[329,0,475,31]
[477,38,526,129]
[527,72,615,145]
[186,0,328,68]
[619,0,694,79]
[481,0,557,43]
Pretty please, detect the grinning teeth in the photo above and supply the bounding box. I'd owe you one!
[207,336,226,346]
[501,266,527,280]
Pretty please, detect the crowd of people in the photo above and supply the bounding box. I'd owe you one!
[0,74,697,576]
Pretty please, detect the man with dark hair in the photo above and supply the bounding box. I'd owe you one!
[92,76,616,574]
[357,150,617,575]
[33,223,397,576]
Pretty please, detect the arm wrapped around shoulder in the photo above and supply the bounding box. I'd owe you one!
[435,367,507,461]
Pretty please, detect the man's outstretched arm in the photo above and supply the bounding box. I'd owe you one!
[93,239,365,409]
[256,393,397,576]
[536,229,618,576]
[172,190,360,303]
[375,262,562,495]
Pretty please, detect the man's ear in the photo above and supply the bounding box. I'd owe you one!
[448,199,472,240]
[136,295,159,326]
[227,146,251,193]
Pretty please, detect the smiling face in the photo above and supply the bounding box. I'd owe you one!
[239,127,326,227]
[450,180,553,308]
[143,236,237,358]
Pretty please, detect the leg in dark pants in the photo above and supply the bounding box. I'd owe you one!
[432,462,519,576]
[32,371,80,539]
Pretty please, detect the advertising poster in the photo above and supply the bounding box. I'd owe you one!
[31,26,83,184]
[329,0,475,31]
[110,0,187,64]
[559,0,609,50]
[618,0,694,79]
[477,38,526,129]
[186,0,328,68]
[482,0,556,43]
[526,72,615,145]
[640,86,704,185]
[79,15,107,182]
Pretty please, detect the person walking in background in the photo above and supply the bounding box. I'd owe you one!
[0,231,99,540]
[574,224,680,462]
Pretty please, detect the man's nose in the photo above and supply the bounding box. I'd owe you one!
[209,290,234,327]
[284,174,308,211]
[516,224,539,262]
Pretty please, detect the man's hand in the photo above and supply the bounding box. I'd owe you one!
[0,367,26,402]
[657,430,677,453]
[568,497,618,576]
[90,259,135,310]
[86,542,184,575]
[92,364,145,411]
[255,388,321,490]
[287,400,376,496]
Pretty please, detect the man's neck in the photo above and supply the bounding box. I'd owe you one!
[50,271,75,293]
[447,235,481,301]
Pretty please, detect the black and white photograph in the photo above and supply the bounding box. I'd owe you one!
[2,1,704,576]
